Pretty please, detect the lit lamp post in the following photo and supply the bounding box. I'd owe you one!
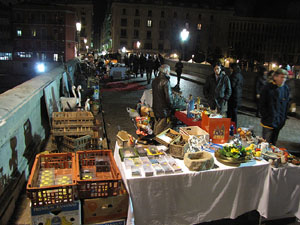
[136,41,141,49]
[76,22,81,57]
[180,28,189,61]
[86,45,89,54]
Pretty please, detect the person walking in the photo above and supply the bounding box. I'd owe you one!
[227,63,243,127]
[152,64,173,135]
[145,55,154,84]
[139,53,146,78]
[203,62,232,115]
[255,66,268,117]
[153,55,161,77]
[260,68,289,145]
[175,58,184,86]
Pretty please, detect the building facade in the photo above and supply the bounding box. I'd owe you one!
[103,0,300,65]
[12,2,76,63]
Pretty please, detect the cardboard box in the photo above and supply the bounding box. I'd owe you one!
[201,113,231,144]
[179,126,209,142]
[31,200,81,225]
[83,193,129,224]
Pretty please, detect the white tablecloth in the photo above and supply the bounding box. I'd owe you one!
[258,164,300,220]
[114,143,271,225]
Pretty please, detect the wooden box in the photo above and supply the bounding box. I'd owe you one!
[169,134,189,159]
[154,128,180,147]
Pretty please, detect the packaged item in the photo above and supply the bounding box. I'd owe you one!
[131,165,142,177]
[142,163,154,177]
[152,163,164,175]
[124,158,134,170]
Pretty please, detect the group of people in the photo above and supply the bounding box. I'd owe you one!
[151,61,290,146]
[124,53,164,84]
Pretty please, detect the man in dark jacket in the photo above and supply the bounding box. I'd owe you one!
[260,68,289,145]
[203,62,232,115]
[145,55,154,84]
[175,58,184,86]
[227,63,243,127]
[152,64,173,135]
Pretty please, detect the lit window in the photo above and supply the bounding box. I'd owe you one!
[32,29,36,37]
[197,23,202,30]
[0,52,12,60]
[147,20,152,27]
[53,54,58,61]
[17,29,22,36]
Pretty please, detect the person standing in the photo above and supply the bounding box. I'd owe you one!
[227,63,243,127]
[260,68,289,145]
[153,55,161,77]
[203,62,231,115]
[175,58,184,86]
[152,64,173,135]
[255,66,268,117]
[145,55,154,84]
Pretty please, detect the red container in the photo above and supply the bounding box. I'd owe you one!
[76,150,122,199]
[26,152,77,207]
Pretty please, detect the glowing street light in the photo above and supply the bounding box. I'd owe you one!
[121,47,126,53]
[137,41,141,49]
[180,28,189,61]
[84,38,87,44]
[180,28,189,42]
[36,63,45,73]
[76,22,81,57]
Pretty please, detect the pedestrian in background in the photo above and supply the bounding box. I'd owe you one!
[152,64,173,135]
[260,68,289,145]
[145,55,154,84]
[227,63,243,127]
[175,58,184,86]
[255,66,268,117]
[153,55,161,77]
[203,62,232,115]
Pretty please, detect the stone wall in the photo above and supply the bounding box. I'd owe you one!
[0,58,79,225]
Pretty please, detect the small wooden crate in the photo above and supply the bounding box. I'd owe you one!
[116,130,134,148]
[62,135,91,152]
[180,126,209,142]
[169,134,189,159]
[51,111,94,136]
[154,128,180,147]
[76,150,122,199]
[26,152,77,207]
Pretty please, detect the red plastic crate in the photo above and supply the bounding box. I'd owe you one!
[26,152,77,207]
[76,150,122,199]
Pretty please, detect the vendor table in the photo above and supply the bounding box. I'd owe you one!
[174,110,202,127]
[109,67,127,79]
[114,143,271,225]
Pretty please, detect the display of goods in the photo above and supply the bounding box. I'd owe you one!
[76,150,122,199]
[169,134,189,159]
[184,151,214,171]
[154,128,180,146]
[135,146,148,156]
[215,143,252,166]
[116,130,135,148]
[51,111,94,136]
[26,152,77,207]
[119,147,139,161]
[146,145,164,156]
[180,126,209,142]
[201,113,231,144]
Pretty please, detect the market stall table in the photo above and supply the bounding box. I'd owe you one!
[114,142,270,225]
[110,67,127,80]
[258,164,300,221]
[174,110,202,127]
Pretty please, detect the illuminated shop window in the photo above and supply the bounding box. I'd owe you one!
[197,23,202,30]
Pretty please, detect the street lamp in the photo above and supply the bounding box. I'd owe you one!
[180,28,189,61]
[136,41,141,49]
[86,45,89,54]
[76,22,81,57]
[84,38,87,44]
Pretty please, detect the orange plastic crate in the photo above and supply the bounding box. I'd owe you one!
[76,150,122,199]
[26,152,77,207]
